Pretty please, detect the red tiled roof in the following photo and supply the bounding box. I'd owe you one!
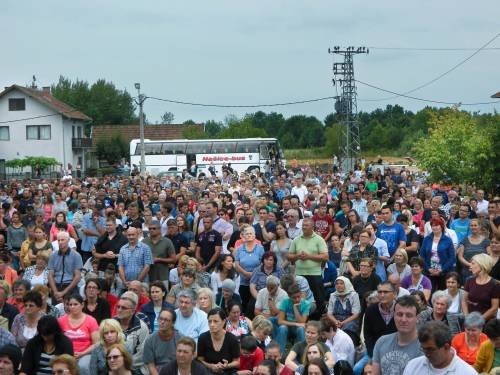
[91,124,204,144]
[491,92,500,98]
[0,85,92,121]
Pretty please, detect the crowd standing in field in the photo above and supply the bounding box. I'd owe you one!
[0,160,498,375]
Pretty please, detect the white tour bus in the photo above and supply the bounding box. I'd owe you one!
[129,138,284,176]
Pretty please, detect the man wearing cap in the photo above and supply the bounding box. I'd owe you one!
[0,344,22,374]
[142,220,176,282]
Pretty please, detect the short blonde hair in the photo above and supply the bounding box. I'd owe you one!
[32,284,50,298]
[50,354,79,375]
[471,253,494,274]
[252,315,273,335]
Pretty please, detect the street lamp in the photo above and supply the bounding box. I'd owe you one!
[135,83,146,176]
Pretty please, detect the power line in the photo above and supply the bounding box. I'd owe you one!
[0,109,82,124]
[356,79,499,106]
[360,31,500,102]
[147,95,336,108]
[367,46,500,51]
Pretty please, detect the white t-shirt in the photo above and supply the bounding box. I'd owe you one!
[403,350,477,375]
[51,238,77,251]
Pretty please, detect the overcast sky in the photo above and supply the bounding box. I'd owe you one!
[1,0,499,124]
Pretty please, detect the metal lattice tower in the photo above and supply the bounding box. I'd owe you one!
[328,46,368,171]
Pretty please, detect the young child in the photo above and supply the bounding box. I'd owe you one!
[238,335,264,374]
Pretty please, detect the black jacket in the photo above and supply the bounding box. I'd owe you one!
[0,303,19,330]
[20,334,74,374]
[363,303,397,357]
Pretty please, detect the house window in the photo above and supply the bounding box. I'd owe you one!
[0,127,9,141]
[26,125,51,140]
[72,126,75,138]
[8,98,26,111]
[77,127,82,138]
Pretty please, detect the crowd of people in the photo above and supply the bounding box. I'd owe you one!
[0,161,498,375]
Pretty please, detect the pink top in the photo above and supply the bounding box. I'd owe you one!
[42,204,53,222]
[58,314,98,353]
[50,223,75,241]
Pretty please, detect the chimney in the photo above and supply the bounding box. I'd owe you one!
[42,86,51,93]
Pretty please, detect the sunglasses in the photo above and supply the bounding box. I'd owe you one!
[107,354,123,361]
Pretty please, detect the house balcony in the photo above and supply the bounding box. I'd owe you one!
[72,138,92,148]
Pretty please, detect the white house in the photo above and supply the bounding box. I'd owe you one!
[0,85,92,176]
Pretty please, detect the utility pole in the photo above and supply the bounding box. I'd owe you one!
[135,83,146,176]
[328,46,368,172]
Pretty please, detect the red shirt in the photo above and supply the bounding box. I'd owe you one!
[239,347,264,371]
[106,293,119,314]
[313,214,334,239]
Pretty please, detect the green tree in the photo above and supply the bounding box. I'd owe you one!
[182,127,208,139]
[413,108,495,188]
[95,135,129,165]
[161,111,175,124]
[324,123,342,156]
[52,76,138,134]
[204,120,224,137]
[219,118,267,138]
[182,119,196,125]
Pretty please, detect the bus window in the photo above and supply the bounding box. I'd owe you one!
[212,142,235,153]
[259,144,269,159]
[186,142,212,154]
[236,142,259,153]
[165,143,186,155]
[145,143,163,155]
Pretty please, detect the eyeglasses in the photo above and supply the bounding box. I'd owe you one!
[107,354,123,361]
[116,305,132,310]
[52,370,70,375]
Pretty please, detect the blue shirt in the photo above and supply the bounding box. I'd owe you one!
[117,242,153,281]
[48,249,83,285]
[174,308,209,344]
[279,297,310,322]
[81,214,106,252]
[451,218,471,245]
[235,243,265,286]
[377,222,406,257]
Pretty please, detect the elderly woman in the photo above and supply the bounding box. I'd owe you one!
[49,354,80,375]
[235,225,265,316]
[11,290,45,349]
[457,218,491,280]
[90,319,132,375]
[417,290,463,337]
[443,271,465,315]
[23,252,49,287]
[451,311,488,365]
[249,252,284,314]
[251,315,273,351]
[462,253,500,321]
[420,217,455,291]
[326,276,360,334]
[186,256,211,288]
[197,287,217,314]
[32,284,61,317]
[346,229,378,278]
[166,267,200,307]
[401,256,432,301]
[474,318,500,374]
[7,279,31,312]
[225,300,253,339]
[386,248,411,280]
